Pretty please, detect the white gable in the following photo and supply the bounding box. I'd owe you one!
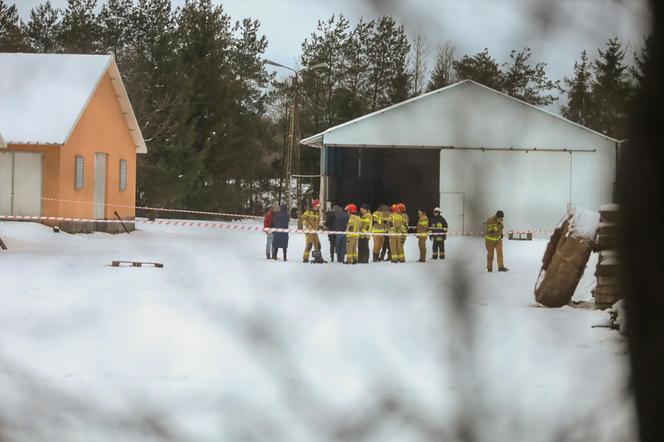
[301,80,618,151]
[0,53,146,153]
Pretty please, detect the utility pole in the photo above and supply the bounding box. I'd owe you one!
[265,59,328,215]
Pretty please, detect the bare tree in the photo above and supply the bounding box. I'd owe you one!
[427,41,457,92]
[408,31,430,96]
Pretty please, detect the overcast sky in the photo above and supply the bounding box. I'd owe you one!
[13,0,652,85]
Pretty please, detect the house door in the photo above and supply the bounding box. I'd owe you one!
[441,192,464,234]
[94,153,107,219]
[0,151,43,217]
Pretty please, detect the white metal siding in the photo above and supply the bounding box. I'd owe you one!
[0,151,42,217]
[94,153,107,219]
[0,152,12,214]
[440,149,573,233]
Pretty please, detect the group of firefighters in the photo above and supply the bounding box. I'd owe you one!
[264,199,508,270]
[299,200,450,264]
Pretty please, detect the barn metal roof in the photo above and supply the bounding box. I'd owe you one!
[300,80,619,150]
[0,53,147,153]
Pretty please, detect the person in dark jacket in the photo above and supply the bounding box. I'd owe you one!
[332,204,349,263]
[429,207,448,260]
[325,206,337,262]
[271,204,290,261]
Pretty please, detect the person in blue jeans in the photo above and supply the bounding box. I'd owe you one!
[331,204,348,263]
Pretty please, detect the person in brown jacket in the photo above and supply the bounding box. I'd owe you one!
[485,210,509,272]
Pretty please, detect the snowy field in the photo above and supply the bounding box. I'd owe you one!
[0,220,635,441]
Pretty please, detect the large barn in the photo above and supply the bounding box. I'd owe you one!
[300,80,621,233]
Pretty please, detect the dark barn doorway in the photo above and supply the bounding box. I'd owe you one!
[323,147,440,225]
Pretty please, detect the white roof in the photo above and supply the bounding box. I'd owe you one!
[301,80,619,151]
[0,53,146,153]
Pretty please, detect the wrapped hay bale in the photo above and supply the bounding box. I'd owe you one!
[534,208,600,307]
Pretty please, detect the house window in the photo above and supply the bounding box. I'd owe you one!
[74,155,84,190]
[119,159,128,191]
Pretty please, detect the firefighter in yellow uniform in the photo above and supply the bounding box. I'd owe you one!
[416,209,429,262]
[388,204,406,263]
[358,204,373,263]
[485,209,509,272]
[398,203,408,250]
[301,199,321,263]
[371,205,388,261]
[345,204,360,264]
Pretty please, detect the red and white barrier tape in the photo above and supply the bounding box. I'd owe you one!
[3,192,264,219]
[0,214,553,237]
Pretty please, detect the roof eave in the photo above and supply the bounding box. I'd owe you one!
[300,133,324,148]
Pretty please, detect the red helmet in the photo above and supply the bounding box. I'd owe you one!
[397,203,406,213]
[311,199,320,208]
[390,204,398,213]
[345,203,357,214]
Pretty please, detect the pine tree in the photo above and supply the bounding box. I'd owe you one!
[299,14,350,132]
[99,0,133,62]
[562,50,593,126]
[24,1,61,53]
[633,35,653,90]
[339,17,373,118]
[0,0,26,51]
[427,41,456,91]
[127,0,180,207]
[453,48,502,90]
[591,37,633,138]
[501,47,559,106]
[365,16,410,110]
[60,0,99,53]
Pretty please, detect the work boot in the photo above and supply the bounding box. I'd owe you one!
[487,268,492,272]
[330,254,335,262]
[283,250,288,261]
[418,259,425,263]
[498,267,509,272]
[303,258,309,263]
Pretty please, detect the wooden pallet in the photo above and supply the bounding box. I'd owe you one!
[508,232,533,241]
[111,260,163,268]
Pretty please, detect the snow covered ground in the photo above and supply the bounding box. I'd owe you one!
[0,220,634,441]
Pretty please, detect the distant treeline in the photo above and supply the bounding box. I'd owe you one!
[0,1,651,213]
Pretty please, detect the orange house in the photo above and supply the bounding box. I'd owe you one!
[0,53,146,232]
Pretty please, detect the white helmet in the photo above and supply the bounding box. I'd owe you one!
[433,207,441,213]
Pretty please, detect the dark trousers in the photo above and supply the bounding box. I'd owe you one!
[380,237,391,261]
[432,239,445,259]
[335,234,347,263]
[328,234,336,261]
[358,238,370,263]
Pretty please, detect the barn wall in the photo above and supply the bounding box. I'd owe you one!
[440,144,616,234]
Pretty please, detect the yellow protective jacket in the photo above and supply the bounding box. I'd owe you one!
[388,213,407,234]
[302,210,320,232]
[416,215,429,238]
[360,212,373,239]
[346,214,361,238]
[485,216,503,241]
[371,210,387,233]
